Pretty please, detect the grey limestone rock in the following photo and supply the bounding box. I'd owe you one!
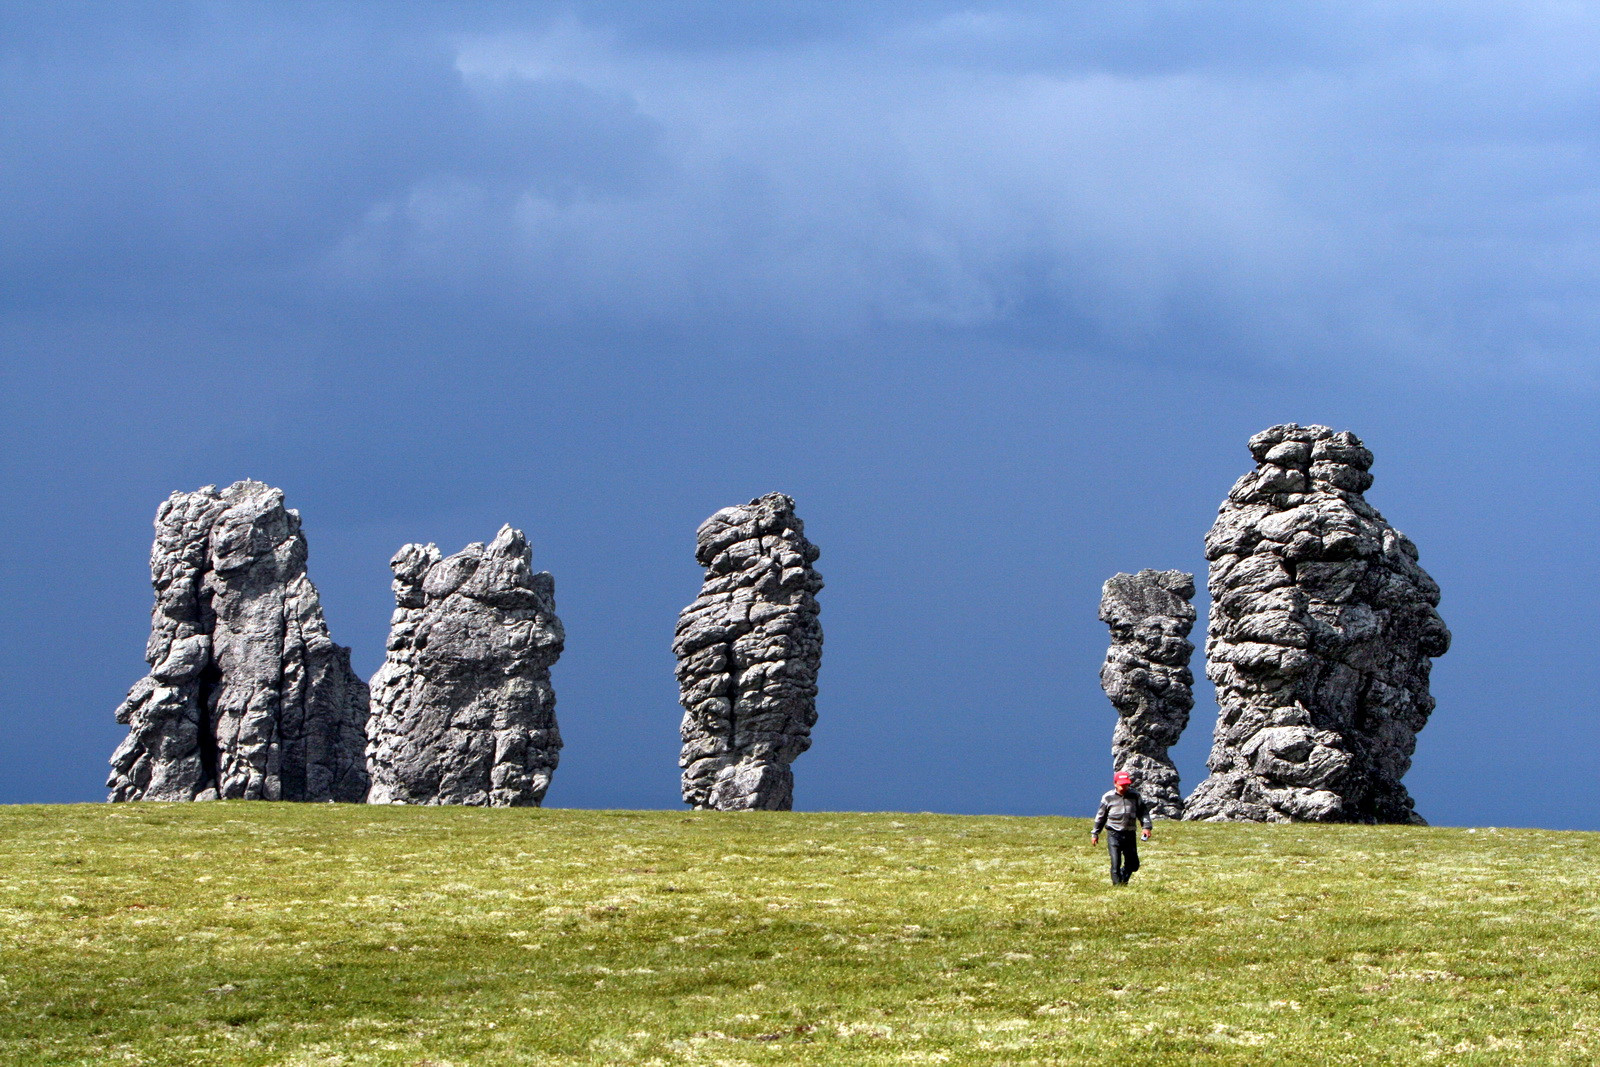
[108,481,370,802]
[675,493,823,811]
[366,526,564,806]
[1184,424,1450,824]
[1099,569,1196,819]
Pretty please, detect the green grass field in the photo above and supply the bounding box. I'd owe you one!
[2,805,1596,1065]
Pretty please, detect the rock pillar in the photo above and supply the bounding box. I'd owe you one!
[1185,425,1450,823]
[108,481,370,802]
[675,493,823,811]
[366,526,564,806]
[1099,569,1195,818]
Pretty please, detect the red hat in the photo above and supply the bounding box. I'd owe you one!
[1113,771,1133,785]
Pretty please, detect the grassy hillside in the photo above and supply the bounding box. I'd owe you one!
[1,805,1596,1065]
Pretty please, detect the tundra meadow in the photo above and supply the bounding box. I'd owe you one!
[3,805,1596,1065]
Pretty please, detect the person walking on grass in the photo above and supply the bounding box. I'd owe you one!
[1091,770,1152,885]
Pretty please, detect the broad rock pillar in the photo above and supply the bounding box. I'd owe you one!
[109,481,370,802]
[366,526,564,806]
[1185,425,1450,823]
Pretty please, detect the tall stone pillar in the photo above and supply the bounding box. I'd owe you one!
[1099,569,1195,818]
[675,493,823,811]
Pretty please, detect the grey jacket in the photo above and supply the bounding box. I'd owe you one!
[1092,788,1153,833]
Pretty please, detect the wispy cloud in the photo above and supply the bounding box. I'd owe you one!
[318,6,1600,379]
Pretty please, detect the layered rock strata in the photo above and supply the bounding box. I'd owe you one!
[366,526,564,806]
[1099,569,1196,819]
[1185,424,1450,824]
[108,480,370,802]
[675,493,823,811]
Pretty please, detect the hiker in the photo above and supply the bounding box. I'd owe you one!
[1090,771,1153,885]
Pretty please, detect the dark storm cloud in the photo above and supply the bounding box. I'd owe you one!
[5,2,1600,376]
[0,3,666,314]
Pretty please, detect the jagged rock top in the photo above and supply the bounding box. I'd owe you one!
[390,525,560,616]
[1210,424,1386,558]
[1100,569,1197,655]
[692,493,823,576]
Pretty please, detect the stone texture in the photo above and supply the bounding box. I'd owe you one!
[108,481,370,802]
[366,526,564,806]
[675,493,823,811]
[1185,424,1451,824]
[1099,569,1196,819]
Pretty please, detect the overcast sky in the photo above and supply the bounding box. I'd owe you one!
[3,2,1596,828]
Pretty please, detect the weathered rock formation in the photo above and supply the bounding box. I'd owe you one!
[366,526,564,806]
[1099,569,1195,819]
[675,493,823,811]
[108,481,370,802]
[1185,424,1450,824]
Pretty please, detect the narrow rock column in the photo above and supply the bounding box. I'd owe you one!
[675,493,823,811]
[1099,569,1195,818]
[1184,424,1451,823]
[366,526,565,806]
[108,480,370,802]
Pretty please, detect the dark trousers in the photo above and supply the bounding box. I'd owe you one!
[1107,829,1141,885]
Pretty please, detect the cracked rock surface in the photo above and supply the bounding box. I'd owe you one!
[108,481,370,802]
[675,493,823,811]
[1185,424,1450,824]
[1100,569,1195,819]
[366,526,564,806]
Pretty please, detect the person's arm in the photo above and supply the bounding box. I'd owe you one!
[1091,795,1108,841]
[1139,794,1153,838]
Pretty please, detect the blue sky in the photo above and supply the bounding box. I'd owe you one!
[3,2,1596,827]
